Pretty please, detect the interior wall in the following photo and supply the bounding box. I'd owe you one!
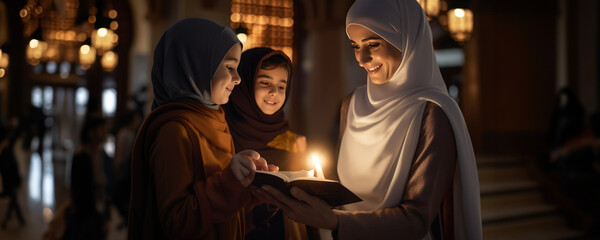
[575,0,598,115]
[464,0,558,155]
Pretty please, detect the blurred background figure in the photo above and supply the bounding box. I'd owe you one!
[546,87,600,237]
[111,110,142,229]
[0,116,25,229]
[65,116,109,239]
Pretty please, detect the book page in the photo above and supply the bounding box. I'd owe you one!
[256,169,314,182]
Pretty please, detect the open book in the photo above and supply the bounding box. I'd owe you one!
[252,170,362,207]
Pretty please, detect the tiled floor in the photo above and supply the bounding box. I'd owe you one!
[0,136,127,239]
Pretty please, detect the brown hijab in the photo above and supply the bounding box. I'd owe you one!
[223,48,302,169]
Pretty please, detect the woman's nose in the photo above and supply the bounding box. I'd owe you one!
[357,49,372,67]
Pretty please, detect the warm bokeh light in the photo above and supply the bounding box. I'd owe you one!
[20,8,28,18]
[108,9,118,19]
[27,39,48,65]
[0,50,8,68]
[110,21,119,30]
[448,8,473,43]
[29,39,39,48]
[454,8,465,18]
[101,50,118,71]
[237,33,248,43]
[79,44,96,69]
[98,28,108,37]
[92,28,118,55]
[417,0,440,20]
[230,0,294,59]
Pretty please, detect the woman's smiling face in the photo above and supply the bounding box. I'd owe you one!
[347,24,403,84]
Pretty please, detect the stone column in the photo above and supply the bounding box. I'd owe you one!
[300,0,353,179]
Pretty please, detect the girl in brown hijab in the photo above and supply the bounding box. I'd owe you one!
[224,48,307,169]
[224,48,308,239]
[129,18,276,239]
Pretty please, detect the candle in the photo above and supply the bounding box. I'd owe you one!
[311,154,325,179]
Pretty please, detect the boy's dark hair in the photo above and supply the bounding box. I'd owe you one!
[260,54,291,74]
[80,116,106,144]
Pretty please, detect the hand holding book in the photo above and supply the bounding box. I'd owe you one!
[251,170,362,207]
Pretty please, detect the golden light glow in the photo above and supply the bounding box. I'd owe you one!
[92,28,117,55]
[0,68,5,78]
[230,13,241,22]
[230,0,294,59]
[101,51,118,72]
[29,39,39,48]
[110,21,119,30]
[79,45,96,70]
[311,154,325,179]
[236,33,248,43]
[80,45,91,54]
[65,31,76,41]
[20,9,28,18]
[417,0,440,20]
[45,44,59,61]
[448,8,473,43]
[77,32,87,42]
[108,9,118,19]
[34,6,43,15]
[454,8,465,18]
[26,39,47,65]
[98,28,108,37]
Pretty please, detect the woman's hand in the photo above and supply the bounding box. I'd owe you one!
[259,185,338,230]
[231,150,279,187]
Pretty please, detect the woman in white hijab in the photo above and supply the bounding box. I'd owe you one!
[259,0,482,239]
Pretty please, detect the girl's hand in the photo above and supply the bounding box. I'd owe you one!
[231,150,279,187]
[259,185,338,230]
[231,150,260,186]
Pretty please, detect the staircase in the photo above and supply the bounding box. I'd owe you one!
[477,155,585,240]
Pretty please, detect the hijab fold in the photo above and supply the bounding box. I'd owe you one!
[224,48,302,169]
[151,18,241,110]
[339,0,482,239]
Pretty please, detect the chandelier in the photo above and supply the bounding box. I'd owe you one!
[418,0,474,44]
[20,0,120,76]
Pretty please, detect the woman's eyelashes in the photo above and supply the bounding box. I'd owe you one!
[351,42,381,50]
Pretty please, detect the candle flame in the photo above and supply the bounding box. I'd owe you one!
[311,154,325,179]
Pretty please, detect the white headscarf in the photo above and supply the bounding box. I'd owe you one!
[338,0,482,239]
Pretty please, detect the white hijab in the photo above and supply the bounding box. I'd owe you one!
[338,0,482,239]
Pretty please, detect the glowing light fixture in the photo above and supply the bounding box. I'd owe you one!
[79,44,96,70]
[417,0,441,20]
[0,49,8,69]
[447,8,473,43]
[101,50,118,72]
[92,27,117,55]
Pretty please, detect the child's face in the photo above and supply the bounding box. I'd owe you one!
[212,44,242,105]
[254,66,288,115]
